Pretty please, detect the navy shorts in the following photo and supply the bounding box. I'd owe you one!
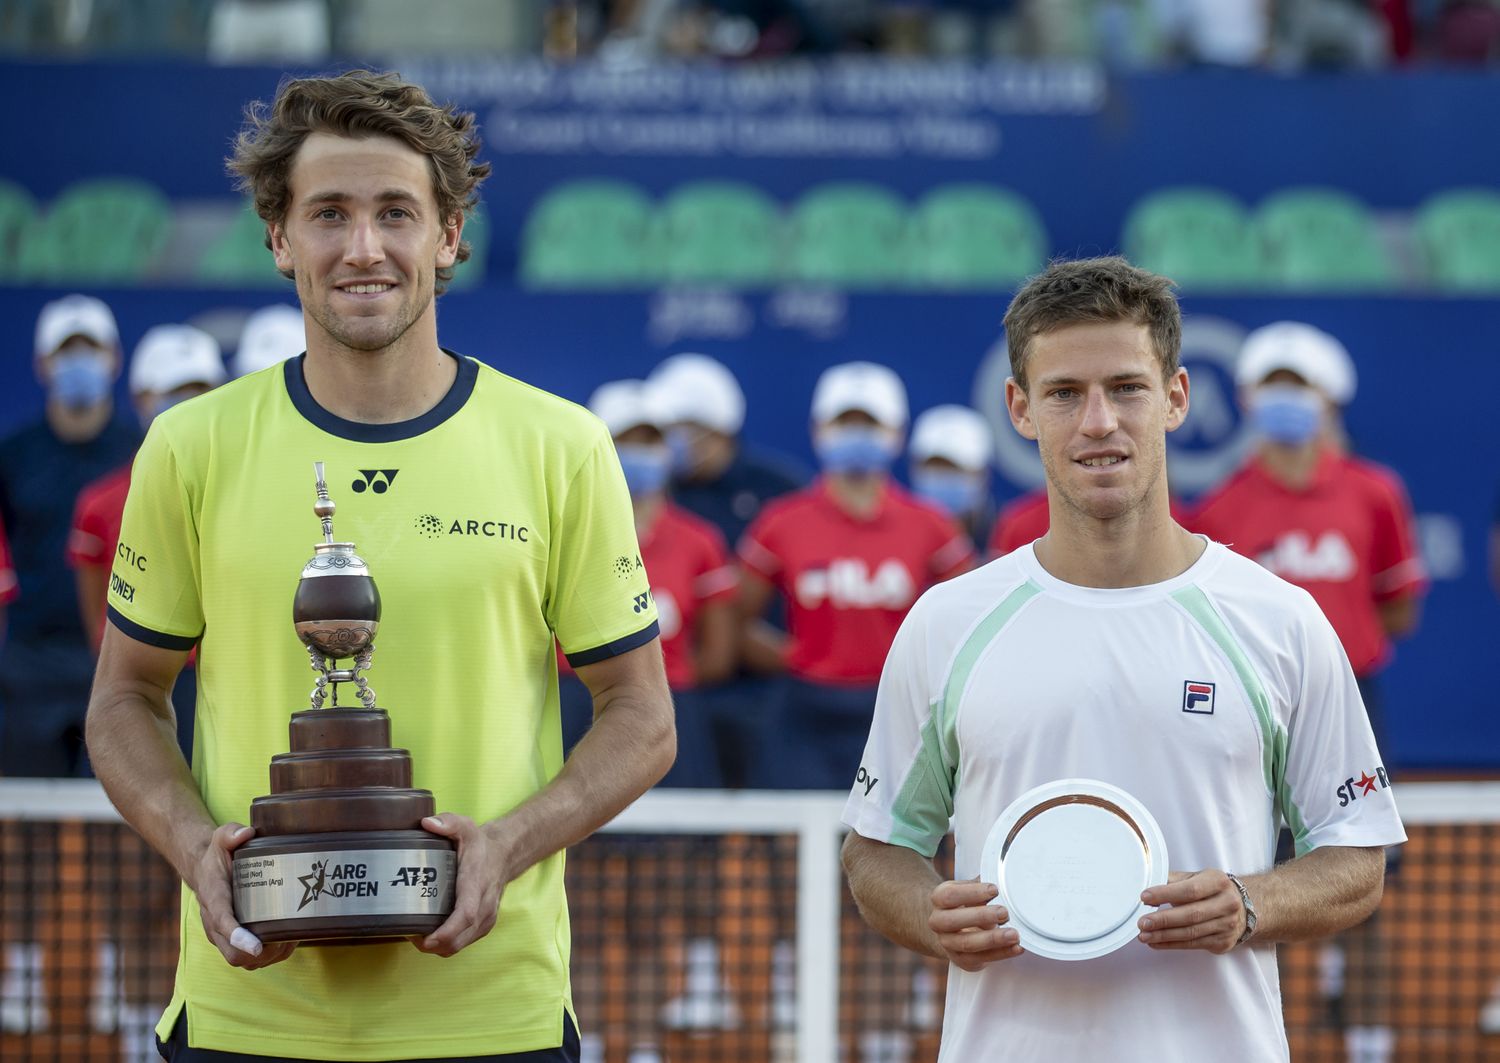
[157,1009,580,1062]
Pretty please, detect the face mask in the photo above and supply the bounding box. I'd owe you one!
[49,349,113,409]
[814,425,899,476]
[913,468,984,517]
[616,443,672,496]
[1248,384,1324,445]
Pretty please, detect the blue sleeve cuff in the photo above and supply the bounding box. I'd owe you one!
[564,620,660,667]
[106,605,200,651]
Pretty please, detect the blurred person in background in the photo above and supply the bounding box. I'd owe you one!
[909,403,997,549]
[0,295,139,777]
[569,379,740,1063]
[68,324,226,759]
[649,352,806,788]
[564,378,738,788]
[1188,321,1425,1063]
[737,361,973,790]
[231,302,306,378]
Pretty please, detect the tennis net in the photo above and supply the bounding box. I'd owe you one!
[1,780,1497,1062]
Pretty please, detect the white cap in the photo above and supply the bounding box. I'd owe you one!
[128,325,226,396]
[234,304,305,377]
[588,379,672,438]
[34,294,119,358]
[811,361,908,430]
[1236,321,1357,405]
[910,405,993,470]
[648,353,746,435]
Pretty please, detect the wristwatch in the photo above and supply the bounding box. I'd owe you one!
[1226,873,1258,945]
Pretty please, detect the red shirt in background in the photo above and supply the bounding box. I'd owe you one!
[1186,449,1427,677]
[739,479,973,686]
[0,509,18,605]
[560,501,736,691]
[67,465,132,651]
[987,490,1050,558]
[639,503,737,690]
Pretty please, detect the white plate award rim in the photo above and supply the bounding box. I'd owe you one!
[979,778,1169,962]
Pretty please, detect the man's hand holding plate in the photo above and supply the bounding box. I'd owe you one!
[1138,869,1248,954]
[928,878,1024,971]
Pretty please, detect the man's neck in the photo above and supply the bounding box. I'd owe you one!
[1034,488,1204,589]
[46,399,113,443]
[826,471,886,519]
[1256,439,1325,490]
[302,324,456,425]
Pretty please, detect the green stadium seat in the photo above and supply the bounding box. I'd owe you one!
[657,181,782,286]
[1415,188,1500,292]
[197,203,285,287]
[19,177,172,283]
[0,180,37,283]
[1255,187,1394,291]
[521,180,656,288]
[910,184,1047,289]
[787,183,910,288]
[1121,187,1262,289]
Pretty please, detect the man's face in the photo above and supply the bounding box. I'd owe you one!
[270,132,461,354]
[1006,320,1188,523]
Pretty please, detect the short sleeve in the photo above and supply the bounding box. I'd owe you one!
[692,526,738,605]
[1366,473,1426,602]
[841,594,954,858]
[67,488,111,570]
[928,520,974,582]
[547,425,660,667]
[737,509,784,583]
[107,424,203,649]
[1278,603,1407,856]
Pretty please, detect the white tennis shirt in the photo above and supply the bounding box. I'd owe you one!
[843,540,1406,1062]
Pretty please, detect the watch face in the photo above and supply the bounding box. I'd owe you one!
[980,778,1170,962]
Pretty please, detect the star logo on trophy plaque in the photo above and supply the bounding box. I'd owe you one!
[297,860,328,910]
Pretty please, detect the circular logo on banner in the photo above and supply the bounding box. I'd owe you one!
[970,316,1257,497]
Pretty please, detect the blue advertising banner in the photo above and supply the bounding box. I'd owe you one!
[0,59,1495,768]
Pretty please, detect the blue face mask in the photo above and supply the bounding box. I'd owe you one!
[616,443,672,496]
[815,425,899,476]
[913,468,984,517]
[49,349,113,409]
[1248,384,1324,445]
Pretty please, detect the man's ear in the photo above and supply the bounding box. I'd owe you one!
[1006,377,1038,441]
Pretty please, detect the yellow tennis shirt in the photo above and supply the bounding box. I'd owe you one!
[107,353,658,1059]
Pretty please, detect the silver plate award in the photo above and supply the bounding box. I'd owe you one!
[979,778,1169,961]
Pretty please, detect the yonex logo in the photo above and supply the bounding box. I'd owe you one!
[352,469,399,494]
[1183,681,1215,715]
[632,591,652,614]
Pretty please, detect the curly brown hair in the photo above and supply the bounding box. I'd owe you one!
[227,69,491,294]
[1003,256,1181,391]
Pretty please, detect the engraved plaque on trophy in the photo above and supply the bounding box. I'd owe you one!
[230,462,456,944]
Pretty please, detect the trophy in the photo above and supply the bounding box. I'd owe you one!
[230,462,456,944]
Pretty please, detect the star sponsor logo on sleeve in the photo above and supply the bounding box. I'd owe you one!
[1335,766,1392,807]
[615,554,644,580]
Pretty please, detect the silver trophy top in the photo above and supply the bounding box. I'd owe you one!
[313,461,336,544]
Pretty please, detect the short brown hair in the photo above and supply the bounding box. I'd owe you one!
[1003,256,1181,390]
[227,69,491,294]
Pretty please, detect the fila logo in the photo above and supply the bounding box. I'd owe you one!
[1182,681,1215,714]
[795,559,914,610]
[1258,531,1355,582]
[352,469,399,494]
